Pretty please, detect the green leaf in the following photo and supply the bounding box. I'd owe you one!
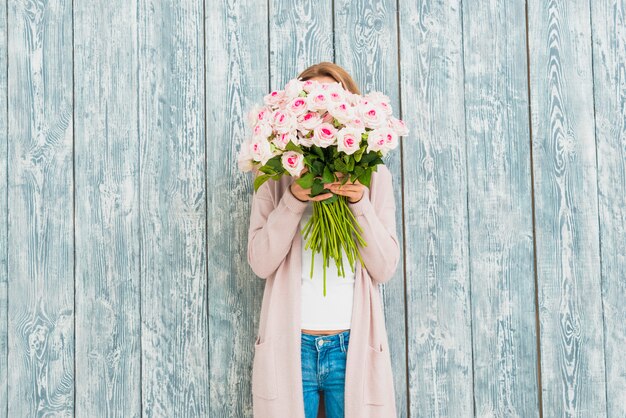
[285,140,303,153]
[265,155,282,169]
[354,145,366,162]
[322,166,335,183]
[311,145,324,160]
[296,172,316,189]
[347,156,355,171]
[358,167,373,188]
[311,160,324,176]
[258,165,275,175]
[334,158,348,172]
[360,151,378,165]
[310,178,326,196]
[254,174,271,192]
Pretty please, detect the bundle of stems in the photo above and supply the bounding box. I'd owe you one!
[300,195,367,296]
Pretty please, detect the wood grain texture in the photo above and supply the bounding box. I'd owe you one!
[334,0,408,416]
[399,0,475,416]
[527,0,607,416]
[270,0,334,90]
[590,1,626,417]
[0,0,7,415]
[7,0,75,416]
[138,0,209,416]
[0,1,622,417]
[205,0,269,415]
[73,0,141,416]
[461,0,540,416]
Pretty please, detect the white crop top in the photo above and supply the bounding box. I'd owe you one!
[300,202,355,330]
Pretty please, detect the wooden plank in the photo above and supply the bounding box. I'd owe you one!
[73,0,141,416]
[333,0,408,415]
[527,0,607,415]
[6,0,74,416]
[399,0,474,415]
[0,0,7,414]
[268,1,333,415]
[589,1,626,417]
[269,0,333,89]
[461,0,540,415]
[138,0,209,415]
[205,0,269,415]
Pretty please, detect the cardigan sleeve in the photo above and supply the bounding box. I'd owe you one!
[247,178,309,279]
[347,165,400,285]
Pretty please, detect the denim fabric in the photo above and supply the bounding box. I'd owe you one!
[301,330,350,418]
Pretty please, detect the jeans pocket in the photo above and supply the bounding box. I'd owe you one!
[363,342,390,405]
[252,335,278,400]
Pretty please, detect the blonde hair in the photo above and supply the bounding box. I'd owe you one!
[297,62,361,95]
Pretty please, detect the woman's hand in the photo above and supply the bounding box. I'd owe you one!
[289,167,334,202]
[324,172,366,203]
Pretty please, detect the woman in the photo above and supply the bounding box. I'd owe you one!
[247,62,400,418]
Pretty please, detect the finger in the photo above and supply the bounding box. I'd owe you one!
[312,193,334,201]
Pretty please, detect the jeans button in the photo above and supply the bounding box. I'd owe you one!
[318,340,324,346]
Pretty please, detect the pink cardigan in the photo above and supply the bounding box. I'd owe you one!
[247,164,400,418]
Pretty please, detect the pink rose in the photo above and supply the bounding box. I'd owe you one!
[358,103,387,129]
[346,117,365,130]
[302,80,316,92]
[313,122,337,148]
[264,90,286,108]
[271,109,297,134]
[297,132,315,147]
[281,151,305,177]
[284,78,305,99]
[336,127,363,155]
[379,127,398,151]
[249,138,275,165]
[388,116,409,136]
[252,121,272,139]
[366,127,397,155]
[327,101,355,125]
[298,111,322,131]
[272,132,297,150]
[287,97,308,116]
[307,89,330,111]
[247,105,272,127]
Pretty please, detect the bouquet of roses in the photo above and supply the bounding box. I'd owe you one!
[238,77,408,295]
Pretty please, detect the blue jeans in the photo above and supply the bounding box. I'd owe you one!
[301,330,350,418]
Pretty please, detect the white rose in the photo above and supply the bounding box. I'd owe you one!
[281,151,305,177]
[271,109,297,134]
[298,111,323,131]
[358,103,387,129]
[284,78,305,99]
[327,101,355,125]
[313,122,338,148]
[249,137,275,165]
[365,128,387,153]
[336,127,363,155]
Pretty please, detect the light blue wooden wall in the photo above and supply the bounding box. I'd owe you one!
[1,0,624,417]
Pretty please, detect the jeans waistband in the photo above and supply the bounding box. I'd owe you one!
[301,330,350,351]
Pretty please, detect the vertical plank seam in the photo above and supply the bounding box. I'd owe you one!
[71,0,77,414]
[136,0,143,413]
[331,0,335,63]
[4,0,8,416]
[267,0,271,90]
[586,1,609,415]
[524,2,544,417]
[202,0,211,414]
[458,0,477,416]
[394,0,410,416]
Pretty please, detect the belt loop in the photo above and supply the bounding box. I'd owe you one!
[339,332,345,353]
